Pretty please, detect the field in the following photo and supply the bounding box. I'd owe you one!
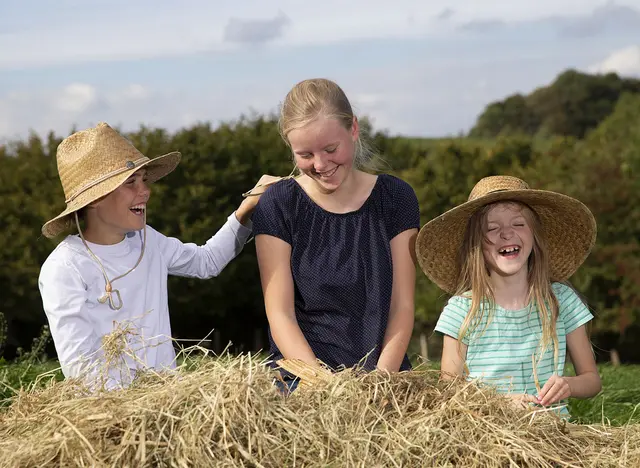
[1,358,638,425]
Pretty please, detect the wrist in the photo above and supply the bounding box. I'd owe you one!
[235,201,253,226]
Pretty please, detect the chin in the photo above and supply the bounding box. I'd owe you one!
[494,264,527,277]
[126,220,145,232]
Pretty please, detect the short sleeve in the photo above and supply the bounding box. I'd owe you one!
[553,282,594,334]
[252,180,293,245]
[434,295,471,344]
[388,176,421,239]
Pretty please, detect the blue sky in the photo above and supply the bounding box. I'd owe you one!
[1,0,639,141]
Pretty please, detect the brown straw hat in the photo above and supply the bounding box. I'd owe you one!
[42,122,181,238]
[415,175,597,295]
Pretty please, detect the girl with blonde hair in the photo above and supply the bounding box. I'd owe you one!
[416,176,601,414]
[250,78,419,391]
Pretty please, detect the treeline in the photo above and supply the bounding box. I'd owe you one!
[1,70,639,362]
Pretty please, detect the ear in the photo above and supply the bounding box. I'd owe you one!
[351,116,360,142]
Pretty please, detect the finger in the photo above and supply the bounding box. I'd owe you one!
[540,382,561,406]
[537,377,556,399]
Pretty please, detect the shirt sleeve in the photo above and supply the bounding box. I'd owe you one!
[389,176,421,239]
[251,181,293,245]
[553,282,594,334]
[434,295,472,344]
[38,255,126,390]
[152,212,252,278]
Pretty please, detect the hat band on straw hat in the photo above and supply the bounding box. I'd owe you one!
[65,156,149,203]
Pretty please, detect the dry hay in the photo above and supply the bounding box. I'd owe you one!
[1,351,639,468]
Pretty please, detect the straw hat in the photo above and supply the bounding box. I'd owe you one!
[415,175,597,294]
[42,122,181,238]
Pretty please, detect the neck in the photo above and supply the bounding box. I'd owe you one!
[82,224,126,245]
[309,168,359,203]
[488,268,530,310]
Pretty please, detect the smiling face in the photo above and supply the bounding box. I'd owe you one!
[287,116,358,194]
[83,169,150,244]
[482,202,534,278]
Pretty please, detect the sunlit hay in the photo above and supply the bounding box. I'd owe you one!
[0,327,639,467]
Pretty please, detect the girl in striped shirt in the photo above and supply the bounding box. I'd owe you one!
[416,176,601,414]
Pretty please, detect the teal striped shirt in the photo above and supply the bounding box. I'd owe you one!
[435,283,593,405]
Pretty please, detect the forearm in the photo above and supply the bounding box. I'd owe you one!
[377,308,414,372]
[269,313,318,366]
[565,371,602,399]
[235,199,255,227]
[165,213,251,278]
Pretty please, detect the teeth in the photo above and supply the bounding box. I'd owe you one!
[499,246,520,254]
[319,167,337,177]
[130,204,146,211]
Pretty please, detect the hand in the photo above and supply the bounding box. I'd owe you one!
[537,375,571,406]
[507,393,538,410]
[243,174,284,198]
[236,174,282,225]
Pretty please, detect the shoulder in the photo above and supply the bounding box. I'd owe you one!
[551,282,583,305]
[376,174,419,214]
[435,294,472,337]
[255,178,299,213]
[265,178,299,200]
[445,294,472,314]
[39,237,88,285]
[551,282,593,329]
[377,174,417,198]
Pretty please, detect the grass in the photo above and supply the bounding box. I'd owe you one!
[568,364,640,426]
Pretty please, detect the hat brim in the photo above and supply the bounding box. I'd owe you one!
[415,189,597,295]
[42,151,181,238]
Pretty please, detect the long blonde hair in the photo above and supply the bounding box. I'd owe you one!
[278,78,386,173]
[455,201,560,370]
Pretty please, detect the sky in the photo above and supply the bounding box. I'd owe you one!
[1,0,639,141]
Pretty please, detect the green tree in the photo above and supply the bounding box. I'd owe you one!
[470,70,640,139]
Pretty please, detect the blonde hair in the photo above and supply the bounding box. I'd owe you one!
[278,78,386,173]
[454,201,560,371]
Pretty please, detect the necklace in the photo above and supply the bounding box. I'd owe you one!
[74,212,147,310]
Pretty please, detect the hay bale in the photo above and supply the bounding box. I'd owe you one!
[0,353,639,467]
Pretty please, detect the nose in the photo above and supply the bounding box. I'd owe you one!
[500,226,514,239]
[313,154,330,173]
[138,180,151,200]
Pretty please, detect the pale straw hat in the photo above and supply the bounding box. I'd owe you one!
[42,122,181,238]
[415,175,597,295]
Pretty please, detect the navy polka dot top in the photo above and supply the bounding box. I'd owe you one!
[252,174,420,372]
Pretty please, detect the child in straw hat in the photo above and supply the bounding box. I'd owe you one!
[38,122,280,390]
[416,176,602,416]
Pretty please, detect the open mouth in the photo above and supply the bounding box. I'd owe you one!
[130,204,146,217]
[316,166,339,179]
[498,246,520,257]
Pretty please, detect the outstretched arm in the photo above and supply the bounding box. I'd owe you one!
[377,228,417,372]
[159,174,281,279]
[255,234,317,366]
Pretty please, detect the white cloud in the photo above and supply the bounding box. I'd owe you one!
[589,45,640,76]
[53,83,98,113]
[0,0,622,70]
[0,47,584,142]
[223,11,291,44]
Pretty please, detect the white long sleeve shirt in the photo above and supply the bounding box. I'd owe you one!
[38,212,252,390]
